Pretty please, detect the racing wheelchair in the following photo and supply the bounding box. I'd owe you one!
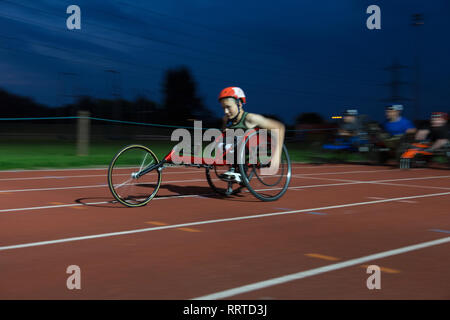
[107,128,292,207]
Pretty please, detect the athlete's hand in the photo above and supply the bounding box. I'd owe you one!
[266,154,280,175]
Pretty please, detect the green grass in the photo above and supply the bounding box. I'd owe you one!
[0,140,174,170]
[0,140,368,170]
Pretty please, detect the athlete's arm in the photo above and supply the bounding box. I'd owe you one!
[415,129,429,141]
[244,113,285,169]
[430,138,449,151]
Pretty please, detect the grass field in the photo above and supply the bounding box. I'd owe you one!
[0,140,367,170]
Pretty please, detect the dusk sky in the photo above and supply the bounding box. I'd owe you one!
[1,0,449,124]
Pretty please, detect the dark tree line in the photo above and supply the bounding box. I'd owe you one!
[1,66,327,128]
[0,66,217,127]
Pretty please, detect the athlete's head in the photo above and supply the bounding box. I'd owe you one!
[218,87,246,120]
[385,104,403,122]
[342,109,358,123]
[430,112,448,127]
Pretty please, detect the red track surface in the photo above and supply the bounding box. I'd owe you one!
[0,164,449,299]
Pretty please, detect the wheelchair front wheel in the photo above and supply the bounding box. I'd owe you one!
[108,145,162,207]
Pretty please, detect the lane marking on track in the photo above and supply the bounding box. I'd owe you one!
[177,227,201,233]
[367,197,417,204]
[1,168,446,195]
[0,165,399,183]
[0,177,212,193]
[0,175,449,214]
[0,163,364,173]
[193,237,450,300]
[0,167,399,192]
[294,169,422,176]
[429,229,450,234]
[0,172,315,193]
[305,253,400,273]
[0,191,449,251]
[297,174,450,183]
[145,221,168,226]
[0,170,217,182]
[0,184,109,193]
[305,253,339,261]
[359,264,400,274]
[297,175,450,191]
[145,221,200,232]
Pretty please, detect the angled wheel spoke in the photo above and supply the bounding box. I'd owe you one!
[114,178,133,189]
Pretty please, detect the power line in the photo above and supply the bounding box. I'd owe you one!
[0,40,377,110]
[0,0,381,85]
[116,1,384,72]
[0,31,377,103]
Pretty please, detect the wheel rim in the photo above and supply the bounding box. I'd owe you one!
[238,131,291,201]
[108,145,161,207]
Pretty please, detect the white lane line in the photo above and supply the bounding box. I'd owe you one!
[0,178,209,194]
[192,236,450,300]
[0,171,385,194]
[0,180,413,213]
[0,165,376,181]
[367,197,417,204]
[1,174,448,213]
[2,168,444,194]
[297,175,450,191]
[0,191,449,251]
[0,166,194,173]
[0,182,358,213]
[0,171,206,181]
[296,174,450,183]
[0,163,362,173]
[294,169,413,176]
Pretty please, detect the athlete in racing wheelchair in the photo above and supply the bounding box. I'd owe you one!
[399,112,450,169]
[365,104,416,165]
[320,109,371,162]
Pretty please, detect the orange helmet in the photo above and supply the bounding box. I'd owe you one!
[218,87,246,104]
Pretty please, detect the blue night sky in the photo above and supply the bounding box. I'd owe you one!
[0,0,449,124]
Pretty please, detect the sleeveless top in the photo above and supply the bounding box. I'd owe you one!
[227,112,249,130]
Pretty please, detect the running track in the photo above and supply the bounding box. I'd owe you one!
[0,164,449,299]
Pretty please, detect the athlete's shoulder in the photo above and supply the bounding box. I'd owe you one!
[244,112,268,127]
[242,112,259,129]
[244,112,261,121]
